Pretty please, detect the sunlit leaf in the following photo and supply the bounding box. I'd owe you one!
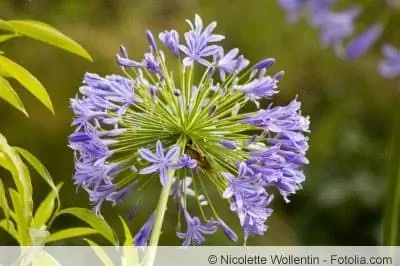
[0,55,54,114]
[0,133,33,241]
[9,188,30,244]
[32,183,63,229]
[15,147,58,204]
[0,151,12,170]
[57,208,118,245]
[0,34,18,43]
[119,216,139,266]
[0,20,15,32]
[44,227,98,244]
[0,219,19,243]
[0,178,11,220]
[0,76,28,116]
[8,20,92,61]
[85,239,114,266]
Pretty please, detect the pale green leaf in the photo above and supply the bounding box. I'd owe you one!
[8,20,92,61]
[57,208,118,245]
[0,178,11,220]
[0,133,33,243]
[9,188,30,244]
[0,219,19,242]
[32,183,63,229]
[44,227,98,244]
[15,147,58,203]
[0,151,12,170]
[0,34,18,43]
[0,76,28,116]
[119,216,139,266]
[0,20,15,32]
[85,239,114,266]
[119,216,133,245]
[0,55,54,114]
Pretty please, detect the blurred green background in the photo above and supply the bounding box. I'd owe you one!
[0,0,399,245]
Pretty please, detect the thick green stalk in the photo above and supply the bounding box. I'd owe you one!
[382,106,400,245]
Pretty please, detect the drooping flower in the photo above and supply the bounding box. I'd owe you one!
[69,14,310,247]
[176,211,218,246]
[378,45,400,78]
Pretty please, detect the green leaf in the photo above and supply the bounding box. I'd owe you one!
[0,178,11,220]
[0,133,33,243]
[119,216,133,245]
[0,76,28,116]
[9,188,30,244]
[119,216,139,266]
[0,55,54,114]
[32,183,63,229]
[0,34,18,43]
[57,208,118,245]
[0,219,19,242]
[85,239,115,266]
[0,151,12,170]
[44,227,98,244]
[15,147,58,203]
[0,20,15,32]
[8,20,92,61]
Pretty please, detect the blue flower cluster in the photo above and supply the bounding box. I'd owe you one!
[69,14,310,246]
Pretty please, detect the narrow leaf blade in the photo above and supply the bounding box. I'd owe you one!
[32,183,63,229]
[0,56,54,113]
[0,77,28,116]
[0,20,15,32]
[44,227,98,244]
[84,239,114,266]
[8,20,92,61]
[0,34,18,43]
[15,147,58,203]
[57,208,118,245]
[0,219,20,242]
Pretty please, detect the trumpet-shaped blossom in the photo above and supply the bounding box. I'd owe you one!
[69,14,310,246]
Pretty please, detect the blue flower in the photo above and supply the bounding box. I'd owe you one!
[179,14,224,67]
[214,48,249,81]
[159,30,180,56]
[139,141,185,186]
[344,23,384,60]
[312,7,360,53]
[134,213,155,248]
[379,45,400,79]
[177,211,218,246]
[69,14,310,247]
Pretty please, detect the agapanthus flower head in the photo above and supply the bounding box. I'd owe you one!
[69,14,310,246]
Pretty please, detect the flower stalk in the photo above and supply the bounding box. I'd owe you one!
[382,106,400,245]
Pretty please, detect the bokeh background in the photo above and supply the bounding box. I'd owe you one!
[0,0,399,245]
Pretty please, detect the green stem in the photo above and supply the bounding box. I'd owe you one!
[382,106,400,245]
[143,141,184,266]
[143,171,174,266]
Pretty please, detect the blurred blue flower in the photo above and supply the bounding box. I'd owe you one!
[379,45,400,78]
[345,23,383,60]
